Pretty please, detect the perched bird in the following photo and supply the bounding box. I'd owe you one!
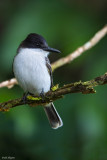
[13,33,63,129]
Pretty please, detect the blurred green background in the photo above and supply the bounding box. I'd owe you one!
[0,0,107,159]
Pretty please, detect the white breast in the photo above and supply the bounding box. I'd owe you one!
[13,48,51,95]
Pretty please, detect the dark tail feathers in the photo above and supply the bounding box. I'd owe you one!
[44,103,63,129]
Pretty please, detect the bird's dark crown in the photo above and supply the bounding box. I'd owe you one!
[19,33,48,49]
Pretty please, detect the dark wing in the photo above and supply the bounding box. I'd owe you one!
[45,57,53,88]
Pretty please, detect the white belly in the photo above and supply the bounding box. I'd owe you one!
[13,48,51,95]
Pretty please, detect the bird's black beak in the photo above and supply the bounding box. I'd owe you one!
[43,46,61,53]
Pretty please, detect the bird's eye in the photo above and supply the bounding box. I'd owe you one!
[36,43,41,48]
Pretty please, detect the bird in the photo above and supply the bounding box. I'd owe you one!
[13,33,63,129]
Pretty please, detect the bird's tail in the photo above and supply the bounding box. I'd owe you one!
[44,102,63,129]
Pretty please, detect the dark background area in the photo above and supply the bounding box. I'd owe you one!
[0,0,107,159]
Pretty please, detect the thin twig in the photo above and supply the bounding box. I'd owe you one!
[0,25,106,89]
[0,78,18,89]
[0,72,107,112]
[52,25,107,71]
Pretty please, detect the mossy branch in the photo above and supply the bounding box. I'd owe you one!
[0,73,107,112]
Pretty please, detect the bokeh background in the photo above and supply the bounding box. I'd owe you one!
[0,0,107,159]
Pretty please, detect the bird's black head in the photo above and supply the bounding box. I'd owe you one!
[18,33,61,53]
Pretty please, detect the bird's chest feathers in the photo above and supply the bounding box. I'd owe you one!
[14,48,51,94]
[18,48,46,67]
[16,48,49,74]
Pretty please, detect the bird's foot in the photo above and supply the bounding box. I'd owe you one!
[22,92,33,104]
[40,89,45,101]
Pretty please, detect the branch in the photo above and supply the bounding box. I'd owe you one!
[0,25,107,89]
[0,73,107,112]
[52,25,107,71]
[0,78,18,89]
